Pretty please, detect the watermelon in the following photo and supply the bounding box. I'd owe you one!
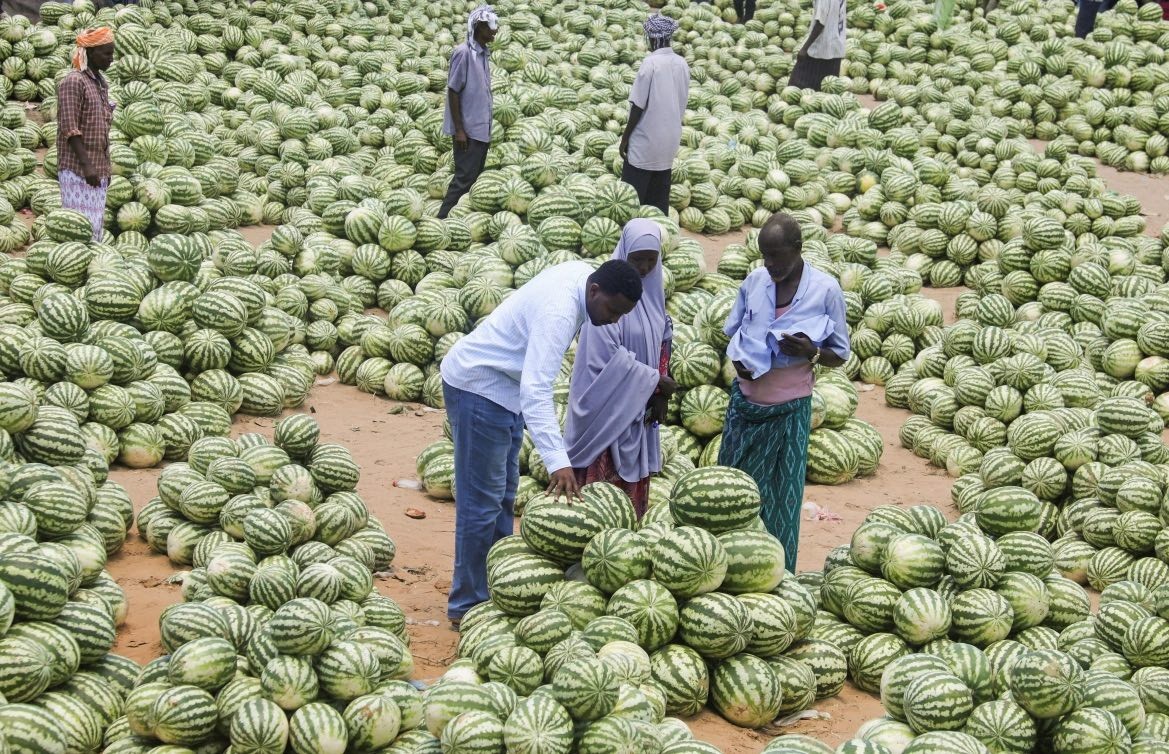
[669,467,761,534]
[710,653,782,728]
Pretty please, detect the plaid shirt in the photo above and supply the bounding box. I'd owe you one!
[56,69,113,179]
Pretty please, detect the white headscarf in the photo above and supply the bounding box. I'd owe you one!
[467,5,499,42]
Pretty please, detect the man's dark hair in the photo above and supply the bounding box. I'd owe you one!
[759,212,803,255]
[590,259,643,303]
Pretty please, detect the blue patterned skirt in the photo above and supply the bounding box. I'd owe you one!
[58,169,108,241]
[718,383,812,573]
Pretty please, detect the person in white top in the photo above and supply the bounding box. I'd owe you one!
[789,0,847,92]
[439,259,643,626]
[619,13,690,215]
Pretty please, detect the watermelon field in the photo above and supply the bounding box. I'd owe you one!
[2,0,1169,751]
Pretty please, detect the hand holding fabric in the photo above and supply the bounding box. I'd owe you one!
[778,333,818,359]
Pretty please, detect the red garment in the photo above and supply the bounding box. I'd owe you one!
[574,449,651,519]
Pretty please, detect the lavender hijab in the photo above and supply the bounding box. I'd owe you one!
[565,219,671,482]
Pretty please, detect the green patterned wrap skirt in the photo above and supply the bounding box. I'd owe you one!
[717,382,812,573]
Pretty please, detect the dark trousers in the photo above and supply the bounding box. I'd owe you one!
[438,138,488,219]
[621,160,672,215]
[1075,0,1116,37]
[733,0,756,21]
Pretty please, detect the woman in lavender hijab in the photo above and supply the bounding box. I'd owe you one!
[564,219,677,517]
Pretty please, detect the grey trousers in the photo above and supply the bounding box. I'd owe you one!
[439,138,489,219]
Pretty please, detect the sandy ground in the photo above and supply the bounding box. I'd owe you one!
[101,141,1169,752]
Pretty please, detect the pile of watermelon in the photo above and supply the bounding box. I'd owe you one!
[91,413,431,753]
[764,624,1169,753]
[847,0,1169,174]
[433,466,845,741]
[0,432,139,749]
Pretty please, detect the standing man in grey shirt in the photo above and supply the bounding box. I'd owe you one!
[619,14,690,216]
[439,5,498,219]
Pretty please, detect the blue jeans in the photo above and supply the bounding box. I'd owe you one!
[443,381,524,621]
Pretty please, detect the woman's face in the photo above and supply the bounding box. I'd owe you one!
[626,248,659,278]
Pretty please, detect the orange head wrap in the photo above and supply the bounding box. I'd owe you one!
[72,27,114,70]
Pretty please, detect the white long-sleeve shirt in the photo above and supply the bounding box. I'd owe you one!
[440,261,591,473]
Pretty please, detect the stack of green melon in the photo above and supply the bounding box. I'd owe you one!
[134,414,394,573]
[855,0,1169,173]
[0,205,330,420]
[801,501,1101,690]
[766,634,1169,754]
[871,141,1169,591]
[421,656,724,754]
[442,465,853,738]
[101,585,420,753]
[0,444,143,753]
[823,0,1169,175]
[101,413,431,754]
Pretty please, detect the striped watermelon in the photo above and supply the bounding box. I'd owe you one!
[520,499,606,565]
[678,592,753,660]
[649,644,709,717]
[289,701,348,754]
[0,703,69,754]
[1052,707,1132,754]
[892,588,952,646]
[950,588,1015,647]
[488,552,564,617]
[440,710,505,753]
[963,699,1036,753]
[151,684,218,746]
[880,653,951,721]
[229,697,290,753]
[739,592,799,657]
[881,533,945,589]
[975,486,1044,537]
[1008,649,1085,719]
[650,526,729,598]
[717,530,785,594]
[581,528,651,594]
[669,467,761,534]
[784,639,848,700]
[551,655,618,721]
[711,653,782,728]
[606,580,680,652]
[903,670,974,734]
[850,632,911,694]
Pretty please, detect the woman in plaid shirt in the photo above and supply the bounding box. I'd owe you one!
[56,27,115,241]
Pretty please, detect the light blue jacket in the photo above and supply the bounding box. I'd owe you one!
[724,264,851,379]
